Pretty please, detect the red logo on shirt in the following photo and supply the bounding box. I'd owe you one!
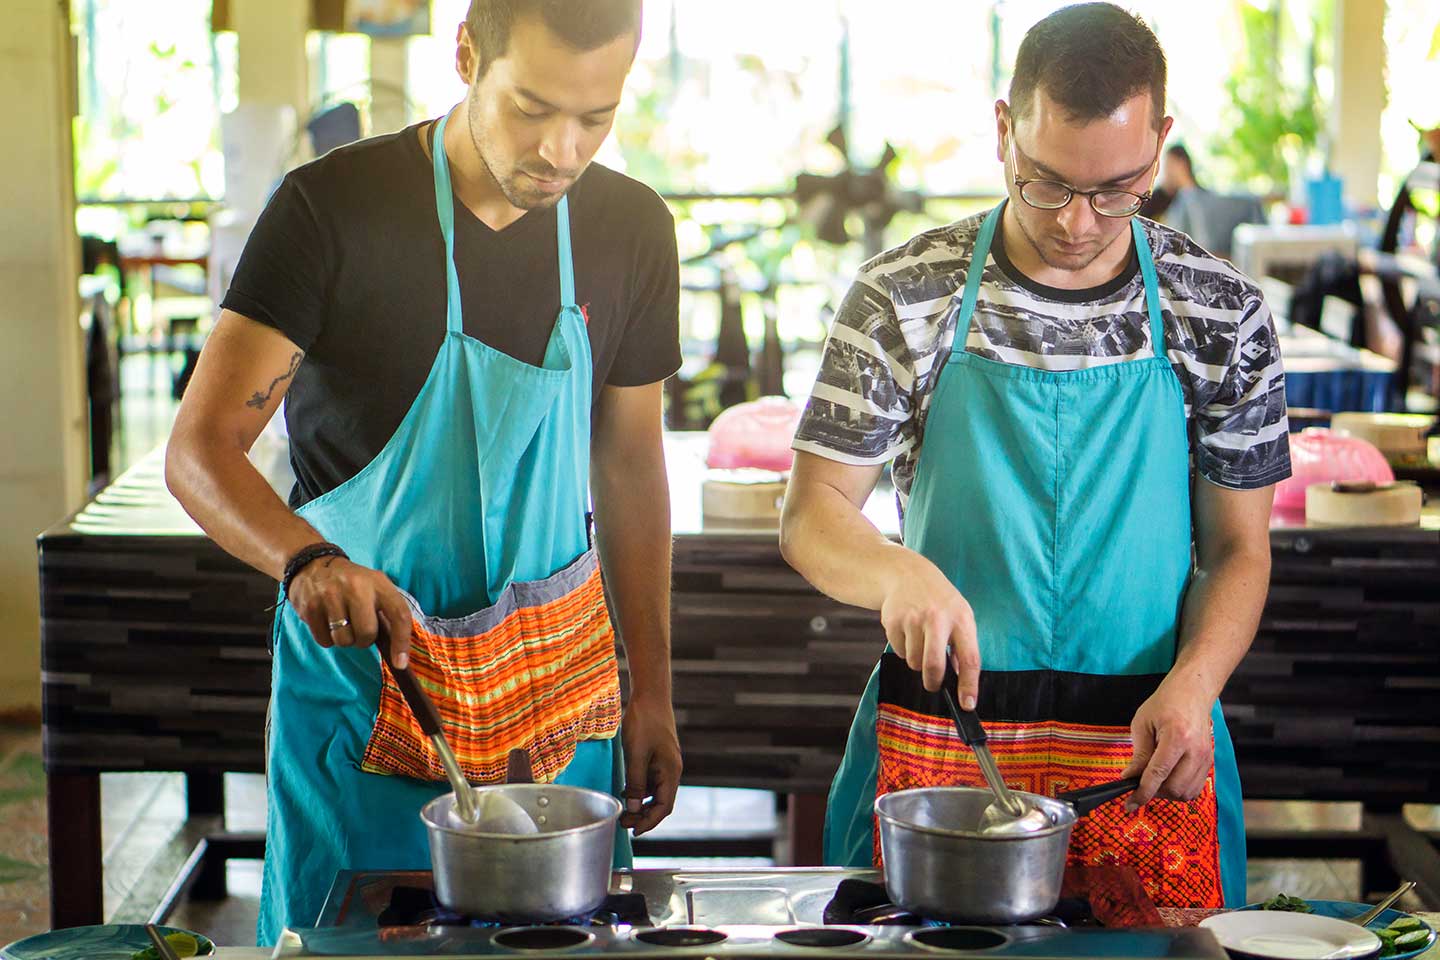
[580,303,592,325]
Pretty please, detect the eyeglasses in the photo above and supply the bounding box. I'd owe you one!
[1008,135,1158,218]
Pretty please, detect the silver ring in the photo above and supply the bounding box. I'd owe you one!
[327,618,351,630]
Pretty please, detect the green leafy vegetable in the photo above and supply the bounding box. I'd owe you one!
[1260,893,1315,913]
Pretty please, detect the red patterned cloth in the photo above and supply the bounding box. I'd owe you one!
[1062,864,1164,927]
[876,705,1224,908]
[1159,906,1227,927]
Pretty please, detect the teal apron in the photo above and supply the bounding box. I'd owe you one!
[823,203,1245,908]
[259,112,631,944]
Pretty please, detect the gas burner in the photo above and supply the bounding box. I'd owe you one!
[492,927,596,950]
[774,928,872,949]
[907,928,1012,951]
[634,927,729,947]
[377,886,650,929]
[821,880,1095,928]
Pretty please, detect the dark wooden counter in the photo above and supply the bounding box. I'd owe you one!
[39,435,1440,925]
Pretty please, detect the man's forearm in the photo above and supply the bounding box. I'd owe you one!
[591,458,673,703]
[779,484,914,611]
[1170,545,1271,702]
[166,437,322,581]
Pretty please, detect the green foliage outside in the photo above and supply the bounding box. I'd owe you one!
[1210,0,1328,195]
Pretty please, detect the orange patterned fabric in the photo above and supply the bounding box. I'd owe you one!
[360,561,621,785]
[875,703,1223,908]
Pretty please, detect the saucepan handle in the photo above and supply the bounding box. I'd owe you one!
[506,748,535,785]
[1057,777,1142,817]
[941,664,988,746]
[375,625,443,739]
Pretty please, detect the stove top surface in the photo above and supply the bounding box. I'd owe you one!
[274,921,1226,959]
[315,868,870,930]
[272,867,1225,959]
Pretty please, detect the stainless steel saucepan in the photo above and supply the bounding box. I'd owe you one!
[376,627,621,923]
[876,774,1139,923]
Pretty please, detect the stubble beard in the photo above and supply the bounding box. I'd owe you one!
[1014,209,1109,273]
[466,91,566,212]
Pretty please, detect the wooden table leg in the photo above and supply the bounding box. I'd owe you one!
[48,771,103,928]
[786,792,828,866]
[186,773,229,900]
[1369,808,1440,907]
[186,772,224,817]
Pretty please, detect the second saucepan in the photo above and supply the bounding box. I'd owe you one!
[875,776,1140,924]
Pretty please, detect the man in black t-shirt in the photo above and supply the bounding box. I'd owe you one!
[167,0,682,939]
[220,108,681,511]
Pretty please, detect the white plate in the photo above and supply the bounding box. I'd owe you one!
[1201,910,1383,960]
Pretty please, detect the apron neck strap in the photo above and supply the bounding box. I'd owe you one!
[959,202,1165,356]
[431,113,463,336]
[556,195,575,309]
[1130,217,1166,357]
[956,201,1005,336]
[432,112,580,319]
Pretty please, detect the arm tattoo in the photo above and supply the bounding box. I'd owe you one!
[246,352,303,410]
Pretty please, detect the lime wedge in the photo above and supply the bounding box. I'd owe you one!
[164,931,200,957]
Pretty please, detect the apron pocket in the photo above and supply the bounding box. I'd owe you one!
[1063,734,1224,909]
[874,672,1223,908]
[360,549,622,785]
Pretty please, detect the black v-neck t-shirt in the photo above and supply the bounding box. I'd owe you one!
[221,120,681,508]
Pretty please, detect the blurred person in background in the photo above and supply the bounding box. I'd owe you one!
[1161,144,1265,260]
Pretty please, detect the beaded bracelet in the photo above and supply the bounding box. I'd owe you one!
[280,541,349,602]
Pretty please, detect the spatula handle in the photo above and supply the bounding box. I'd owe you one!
[1057,777,1142,817]
[376,625,442,738]
[941,666,987,746]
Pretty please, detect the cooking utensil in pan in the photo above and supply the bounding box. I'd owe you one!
[375,625,489,825]
[938,668,1045,836]
[377,624,536,834]
[876,766,1140,922]
[374,625,620,921]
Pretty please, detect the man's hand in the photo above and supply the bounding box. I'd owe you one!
[1121,481,1275,811]
[1121,677,1215,810]
[619,694,682,835]
[287,556,414,667]
[780,453,981,702]
[880,555,981,703]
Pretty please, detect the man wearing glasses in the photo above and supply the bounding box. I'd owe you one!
[780,2,1288,907]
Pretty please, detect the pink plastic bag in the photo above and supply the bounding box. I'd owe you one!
[705,396,805,472]
[1273,428,1394,512]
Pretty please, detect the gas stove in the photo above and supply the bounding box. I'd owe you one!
[270,867,1227,958]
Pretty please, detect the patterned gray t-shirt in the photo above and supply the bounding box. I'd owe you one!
[793,213,1292,517]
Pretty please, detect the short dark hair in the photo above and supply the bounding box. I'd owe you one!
[465,0,642,77]
[1008,3,1166,131]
